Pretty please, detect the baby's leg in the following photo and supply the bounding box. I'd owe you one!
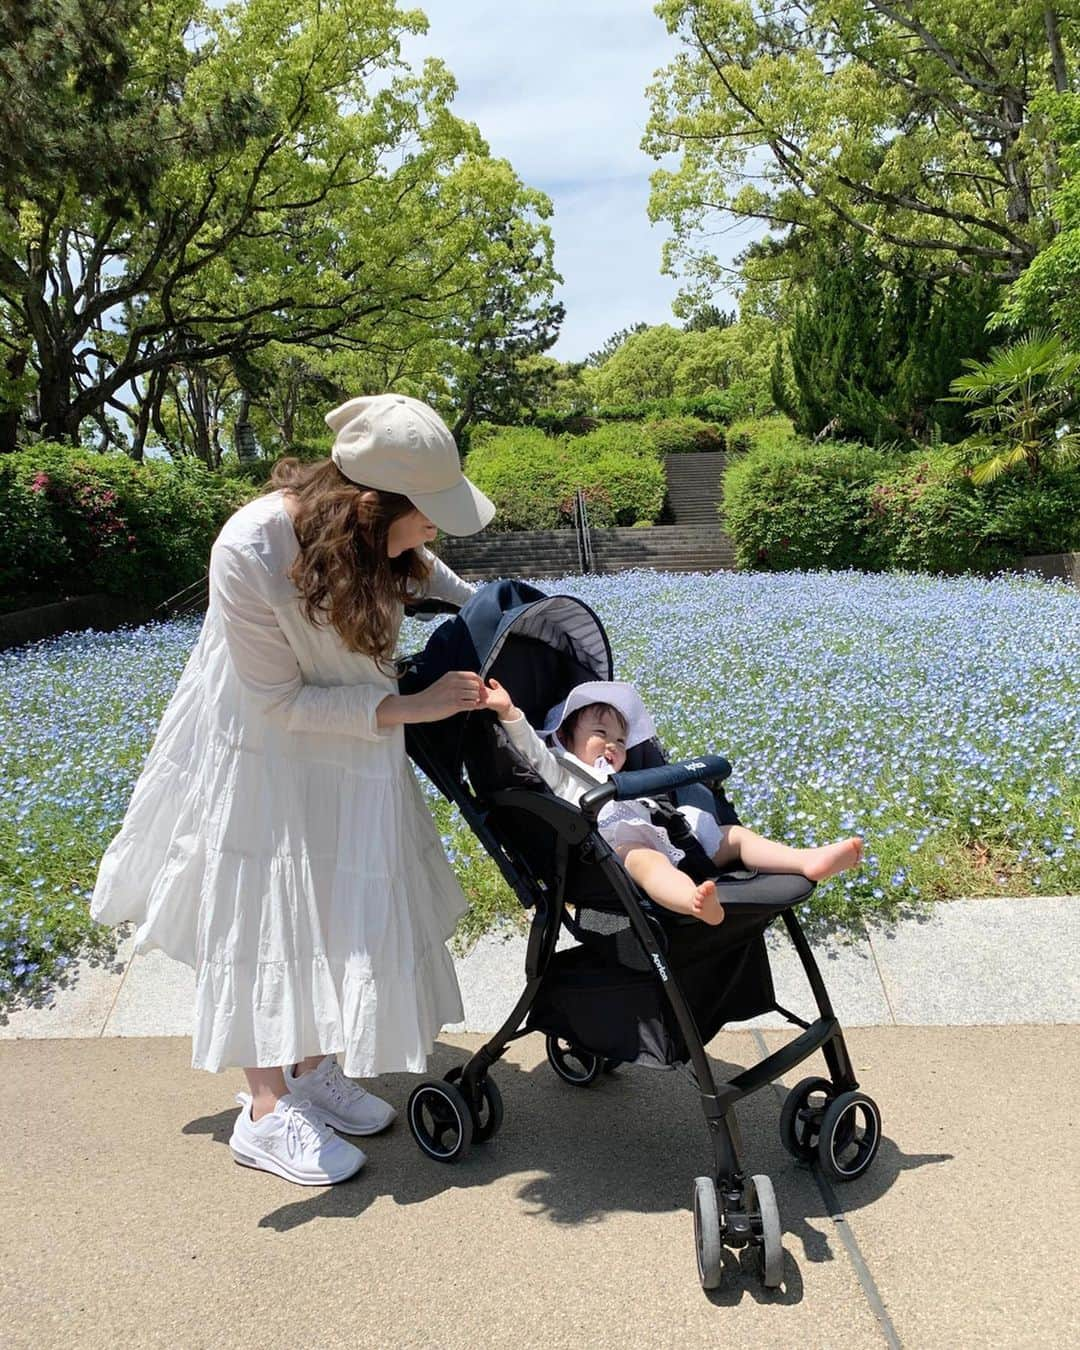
[716,826,863,881]
[618,845,725,925]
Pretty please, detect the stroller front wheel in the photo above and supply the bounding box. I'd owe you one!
[692,1176,724,1290]
[545,1035,603,1086]
[407,1079,474,1163]
[747,1174,784,1288]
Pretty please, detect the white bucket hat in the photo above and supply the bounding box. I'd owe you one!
[325,393,495,536]
[541,681,657,749]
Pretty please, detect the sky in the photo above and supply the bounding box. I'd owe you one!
[400,1,753,362]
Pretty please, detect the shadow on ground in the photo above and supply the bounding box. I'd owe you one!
[182,1035,950,1304]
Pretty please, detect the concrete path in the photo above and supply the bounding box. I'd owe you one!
[3,1027,1077,1349]
[5,898,1078,1348]
[3,896,1078,1041]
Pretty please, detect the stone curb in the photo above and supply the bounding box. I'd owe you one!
[2,895,1077,1042]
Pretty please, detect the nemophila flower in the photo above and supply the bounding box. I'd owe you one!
[2,570,1078,1001]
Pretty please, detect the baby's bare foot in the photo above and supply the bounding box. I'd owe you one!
[802,837,864,882]
[690,879,725,926]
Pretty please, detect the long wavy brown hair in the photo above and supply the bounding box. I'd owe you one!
[269,457,430,663]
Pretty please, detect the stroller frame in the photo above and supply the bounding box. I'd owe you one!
[401,592,882,1292]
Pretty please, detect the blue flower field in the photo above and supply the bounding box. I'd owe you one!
[2,568,1078,1005]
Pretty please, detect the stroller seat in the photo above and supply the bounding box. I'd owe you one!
[399,580,882,1295]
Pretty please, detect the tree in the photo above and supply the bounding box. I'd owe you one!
[997,90,1080,342]
[585,322,649,368]
[433,199,563,437]
[682,303,735,332]
[644,1,1075,305]
[0,0,557,449]
[785,239,1000,442]
[585,319,776,410]
[947,331,1080,481]
[587,325,686,402]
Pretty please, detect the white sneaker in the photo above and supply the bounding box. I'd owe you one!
[284,1055,397,1136]
[229,1092,366,1186]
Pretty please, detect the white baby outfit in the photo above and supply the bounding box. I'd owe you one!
[500,716,725,864]
[91,491,474,1077]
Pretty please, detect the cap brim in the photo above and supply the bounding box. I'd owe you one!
[408,475,495,537]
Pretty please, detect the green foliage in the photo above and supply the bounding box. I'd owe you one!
[1,0,559,449]
[946,331,1080,482]
[585,322,649,368]
[722,439,894,571]
[464,425,665,531]
[724,416,797,457]
[870,452,1080,573]
[585,320,775,413]
[643,416,725,455]
[596,391,751,424]
[0,444,252,607]
[723,438,1080,574]
[786,242,1000,444]
[0,459,72,600]
[645,2,1061,306]
[998,91,1080,343]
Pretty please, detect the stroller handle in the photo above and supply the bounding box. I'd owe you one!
[579,755,732,823]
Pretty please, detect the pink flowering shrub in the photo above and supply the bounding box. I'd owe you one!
[1,444,254,610]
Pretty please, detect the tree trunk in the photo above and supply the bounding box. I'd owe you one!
[190,367,215,467]
[0,348,28,452]
[1045,9,1068,93]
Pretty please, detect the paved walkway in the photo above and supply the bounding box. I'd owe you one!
[4,898,1078,1349]
[3,895,1078,1040]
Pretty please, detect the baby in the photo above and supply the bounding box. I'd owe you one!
[484,678,863,926]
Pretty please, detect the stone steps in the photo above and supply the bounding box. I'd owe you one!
[663,451,726,527]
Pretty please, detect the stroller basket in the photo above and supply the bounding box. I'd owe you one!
[400,582,882,1294]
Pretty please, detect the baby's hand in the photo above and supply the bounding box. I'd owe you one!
[485,678,516,721]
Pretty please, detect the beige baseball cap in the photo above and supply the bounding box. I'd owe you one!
[325,393,495,536]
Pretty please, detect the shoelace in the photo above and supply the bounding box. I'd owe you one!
[279,1097,333,1160]
[320,1061,368,1107]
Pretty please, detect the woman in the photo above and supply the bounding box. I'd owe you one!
[91,394,493,1186]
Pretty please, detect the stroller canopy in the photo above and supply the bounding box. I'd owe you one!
[401,579,614,778]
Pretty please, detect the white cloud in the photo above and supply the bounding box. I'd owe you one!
[401,1,756,361]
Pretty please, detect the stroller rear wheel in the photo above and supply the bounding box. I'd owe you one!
[747,1174,784,1288]
[779,1076,833,1162]
[545,1035,603,1086]
[692,1176,724,1290]
[407,1079,474,1163]
[444,1065,504,1142]
[816,1090,881,1182]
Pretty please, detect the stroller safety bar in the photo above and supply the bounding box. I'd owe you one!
[579,755,732,823]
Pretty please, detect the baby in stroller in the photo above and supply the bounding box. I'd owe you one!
[483,677,864,925]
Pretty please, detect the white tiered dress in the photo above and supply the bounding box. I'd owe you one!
[91,491,474,1077]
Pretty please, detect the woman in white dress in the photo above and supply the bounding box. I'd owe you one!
[91,394,494,1186]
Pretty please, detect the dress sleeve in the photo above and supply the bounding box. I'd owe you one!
[208,541,393,741]
[412,547,476,609]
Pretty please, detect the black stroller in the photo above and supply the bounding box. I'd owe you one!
[399,580,882,1291]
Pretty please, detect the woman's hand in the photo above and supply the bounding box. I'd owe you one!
[484,678,517,722]
[408,671,488,723]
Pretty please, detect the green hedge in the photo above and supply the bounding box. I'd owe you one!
[722,439,1080,573]
[723,415,797,457]
[643,416,726,456]
[0,444,254,612]
[722,440,893,570]
[464,425,665,531]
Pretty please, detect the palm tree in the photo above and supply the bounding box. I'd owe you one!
[946,332,1080,483]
